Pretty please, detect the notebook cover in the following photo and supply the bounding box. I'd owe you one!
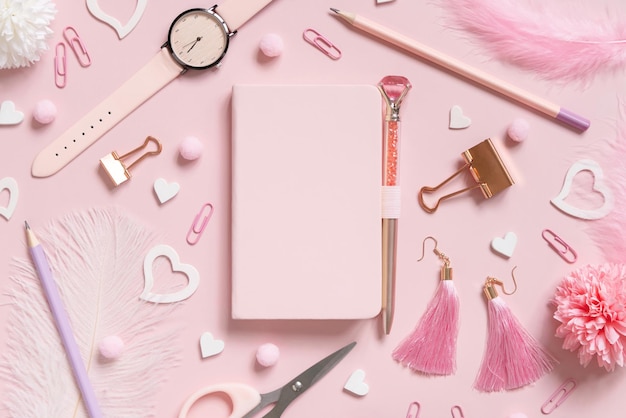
[231,84,382,319]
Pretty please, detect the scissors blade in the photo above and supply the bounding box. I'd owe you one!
[262,341,356,417]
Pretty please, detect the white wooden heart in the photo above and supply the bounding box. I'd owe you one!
[449,105,472,129]
[550,159,614,220]
[491,232,517,258]
[0,177,19,221]
[344,369,369,396]
[0,101,24,125]
[200,332,225,358]
[86,0,148,39]
[140,244,199,304]
[154,178,180,204]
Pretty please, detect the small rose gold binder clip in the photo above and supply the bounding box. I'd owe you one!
[418,138,514,213]
[100,136,162,186]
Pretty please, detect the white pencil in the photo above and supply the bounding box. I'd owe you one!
[330,8,590,132]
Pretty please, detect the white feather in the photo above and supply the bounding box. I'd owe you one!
[1,208,180,417]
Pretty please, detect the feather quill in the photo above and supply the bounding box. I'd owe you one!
[1,207,180,418]
[434,0,626,84]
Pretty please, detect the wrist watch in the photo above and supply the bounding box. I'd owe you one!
[32,0,274,178]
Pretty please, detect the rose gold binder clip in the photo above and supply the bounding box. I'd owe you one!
[542,229,577,263]
[54,43,67,88]
[187,203,214,245]
[303,28,342,60]
[418,138,514,213]
[63,26,92,67]
[100,136,162,186]
[541,378,576,414]
[406,401,421,418]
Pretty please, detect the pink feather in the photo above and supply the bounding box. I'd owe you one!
[588,99,626,261]
[435,0,626,84]
[474,297,557,392]
[392,279,459,376]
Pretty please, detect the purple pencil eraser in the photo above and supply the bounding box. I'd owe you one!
[556,108,590,132]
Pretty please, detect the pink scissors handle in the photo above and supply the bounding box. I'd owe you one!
[178,382,262,418]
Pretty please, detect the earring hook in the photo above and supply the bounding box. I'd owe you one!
[418,236,451,268]
[418,236,438,261]
[506,265,519,295]
[485,266,518,297]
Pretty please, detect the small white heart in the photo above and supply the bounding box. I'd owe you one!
[551,159,613,220]
[200,332,225,358]
[86,0,148,39]
[0,101,24,125]
[0,177,19,221]
[449,105,471,129]
[154,178,180,204]
[140,244,199,304]
[344,369,369,396]
[491,232,517,258]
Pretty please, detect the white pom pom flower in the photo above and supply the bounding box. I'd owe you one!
[0,0,57,69]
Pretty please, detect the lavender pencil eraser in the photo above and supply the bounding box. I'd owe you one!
[557,108,590,132]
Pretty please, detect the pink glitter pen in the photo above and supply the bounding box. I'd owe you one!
[378,75,411,335]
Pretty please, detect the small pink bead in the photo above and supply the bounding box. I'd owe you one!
[259,33,284,57]
[508,413,528,418]
[256,343,280,367]
[179,136,203,160]
[99,335,125,360]
[33,99,57,124]
[507,118,530,142]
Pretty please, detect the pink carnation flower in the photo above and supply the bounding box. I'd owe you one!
[554,263,626,371]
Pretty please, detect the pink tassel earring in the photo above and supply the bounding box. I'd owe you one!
[392,236,460,375]
[474,267,557,392]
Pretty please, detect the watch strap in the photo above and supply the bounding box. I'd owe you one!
[217,0,274,31]
[32,48,183,177]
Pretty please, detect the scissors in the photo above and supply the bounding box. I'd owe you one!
[178,341,356,418]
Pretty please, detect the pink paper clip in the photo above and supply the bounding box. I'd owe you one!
[186,203,214,245]
[541,378,576,414]
[451,405,465,418]
[54,42,67,88]
[303,28,342,60]
[406,401,421,418]
[541,229,577,264]
[63,26,91,67]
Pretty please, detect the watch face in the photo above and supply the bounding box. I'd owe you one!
[168,8,230,70]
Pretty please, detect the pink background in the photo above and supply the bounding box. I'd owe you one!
[1,0,625,417]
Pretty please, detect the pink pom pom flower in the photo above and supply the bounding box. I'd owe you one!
[553,263,626,371]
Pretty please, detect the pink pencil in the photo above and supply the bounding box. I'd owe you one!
[331,8,590,132]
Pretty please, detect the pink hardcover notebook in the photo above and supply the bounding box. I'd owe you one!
[231,84,382,319]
